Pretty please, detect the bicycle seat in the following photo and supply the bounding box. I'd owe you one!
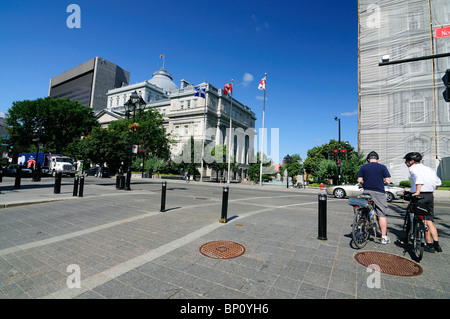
[359,194,372,200]
[413,195,424,200]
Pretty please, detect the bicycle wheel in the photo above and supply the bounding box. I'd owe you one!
[412,219,425,262]
[352,208,370,249]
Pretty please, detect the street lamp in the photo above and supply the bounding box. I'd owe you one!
[124,91,146,190]
[284,154,292,188]
[334,116,341,184]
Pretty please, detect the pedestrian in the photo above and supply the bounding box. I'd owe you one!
[404,152,442,253]
[118,165,124,176]
[187,171,190,183]
[184,171,188,182]
[357,151,392,244]
[97,166,103,178]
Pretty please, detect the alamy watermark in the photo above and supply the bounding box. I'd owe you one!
[66,4,81,29]
[172,127,279,174]
[366,264,381,289]
[66,264,81,288]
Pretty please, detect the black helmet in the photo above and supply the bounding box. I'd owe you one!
[366,151,379,161]
[403,152,422,163]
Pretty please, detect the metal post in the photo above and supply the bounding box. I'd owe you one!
[116,175,120,189]
[160,181,167,212]
[54,172,62,194]
[219,186,229,223]
[78,174,84,197]
[73,175,79,196]
[318,192,327,240]
[14,166,21,189]
[119,175,125,189]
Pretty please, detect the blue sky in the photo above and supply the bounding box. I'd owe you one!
[0,0,358,162]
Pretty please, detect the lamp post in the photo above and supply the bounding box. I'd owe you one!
[334,117,341,184]
[124,91,146,191]
[284,154,292,188]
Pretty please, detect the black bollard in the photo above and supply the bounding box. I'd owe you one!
[160,181,167,212]
[317,192,327,240]
[116,175,120,189]
[54,172,62,194]
[219,186,229,223]
[73,175,79,196]
[14,166,22,189]
[119,175,125,189]
[78,174,84,197]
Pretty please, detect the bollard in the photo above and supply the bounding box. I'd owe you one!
[116,175,120,189]
[317,192,327,240]
[73,175,79,196]
[160,181,167,212]
[219,186,229,223]
[119,175,125,189]
[78,174,84,197]
[14,166,22,189]
[54,172,62,194]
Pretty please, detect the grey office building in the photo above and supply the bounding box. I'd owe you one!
[48,57,130,112]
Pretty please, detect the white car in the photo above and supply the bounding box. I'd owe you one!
[326,183,405,202]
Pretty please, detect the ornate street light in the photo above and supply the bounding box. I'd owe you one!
[124,91,146,190]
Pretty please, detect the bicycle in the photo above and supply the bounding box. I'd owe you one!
[401,193,429,262]
[348,194,381,249]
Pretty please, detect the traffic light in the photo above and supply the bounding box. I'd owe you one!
[333,149,338,157]
[442,69,450,102]
[341,149,346,159]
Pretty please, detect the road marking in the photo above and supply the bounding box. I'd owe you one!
[42,199,321,298]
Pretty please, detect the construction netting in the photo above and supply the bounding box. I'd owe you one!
[358,0,450,182]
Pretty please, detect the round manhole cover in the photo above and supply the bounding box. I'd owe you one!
[199,241,246,259]
[354,251,423,277]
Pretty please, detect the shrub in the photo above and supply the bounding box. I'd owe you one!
[399,180,411,187]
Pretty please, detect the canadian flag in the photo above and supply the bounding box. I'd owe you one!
[223,82,232,95]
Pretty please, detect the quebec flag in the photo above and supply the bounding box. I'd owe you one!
[194,87,205,98]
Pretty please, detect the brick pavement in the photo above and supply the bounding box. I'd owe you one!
[0,176,448,302]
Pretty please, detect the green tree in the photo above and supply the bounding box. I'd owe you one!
[315,159,338,183]
[304,139,355,175]
[6,97,98,154]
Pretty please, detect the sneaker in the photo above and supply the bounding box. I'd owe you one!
[424,245,435,253]
[381,236,391,244]
[434,245,443,253]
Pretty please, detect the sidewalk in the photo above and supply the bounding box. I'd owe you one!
[0,176,448,301]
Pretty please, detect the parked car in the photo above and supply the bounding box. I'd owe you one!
[85,166,110,178]
[326,183,405,202]
[6,164,32,177]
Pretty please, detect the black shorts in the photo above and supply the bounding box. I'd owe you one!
[416,192,434,221]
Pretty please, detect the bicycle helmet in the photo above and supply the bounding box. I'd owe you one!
[366,151,379,162]
[403,152,422,163]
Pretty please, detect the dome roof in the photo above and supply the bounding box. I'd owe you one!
[148,69,178,92]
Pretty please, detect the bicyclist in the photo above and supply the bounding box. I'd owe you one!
[357,151,392,244]
[404,152,442,253]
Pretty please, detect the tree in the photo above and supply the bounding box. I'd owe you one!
[6,97,98,154]
[315,159,338,183]
[247,152,274,182]
[303,139,355,175]
[67,126,129,173]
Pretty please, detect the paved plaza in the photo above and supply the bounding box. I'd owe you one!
[0,176,449,304]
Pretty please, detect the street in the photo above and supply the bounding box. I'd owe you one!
[0,176,449,301]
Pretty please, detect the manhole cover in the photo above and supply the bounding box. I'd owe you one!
[199,241,246,259]
[354,251,423,277]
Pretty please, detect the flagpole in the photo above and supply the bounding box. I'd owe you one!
[227,79,233,184]
[200,85,207,182]
[259,73,267,186]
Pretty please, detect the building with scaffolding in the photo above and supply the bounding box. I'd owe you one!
[358,0,450,182]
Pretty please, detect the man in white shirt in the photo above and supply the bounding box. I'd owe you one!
[404,152,442,253]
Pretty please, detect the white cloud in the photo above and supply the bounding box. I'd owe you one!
[341,110,358,117]
[242,72,254,87]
